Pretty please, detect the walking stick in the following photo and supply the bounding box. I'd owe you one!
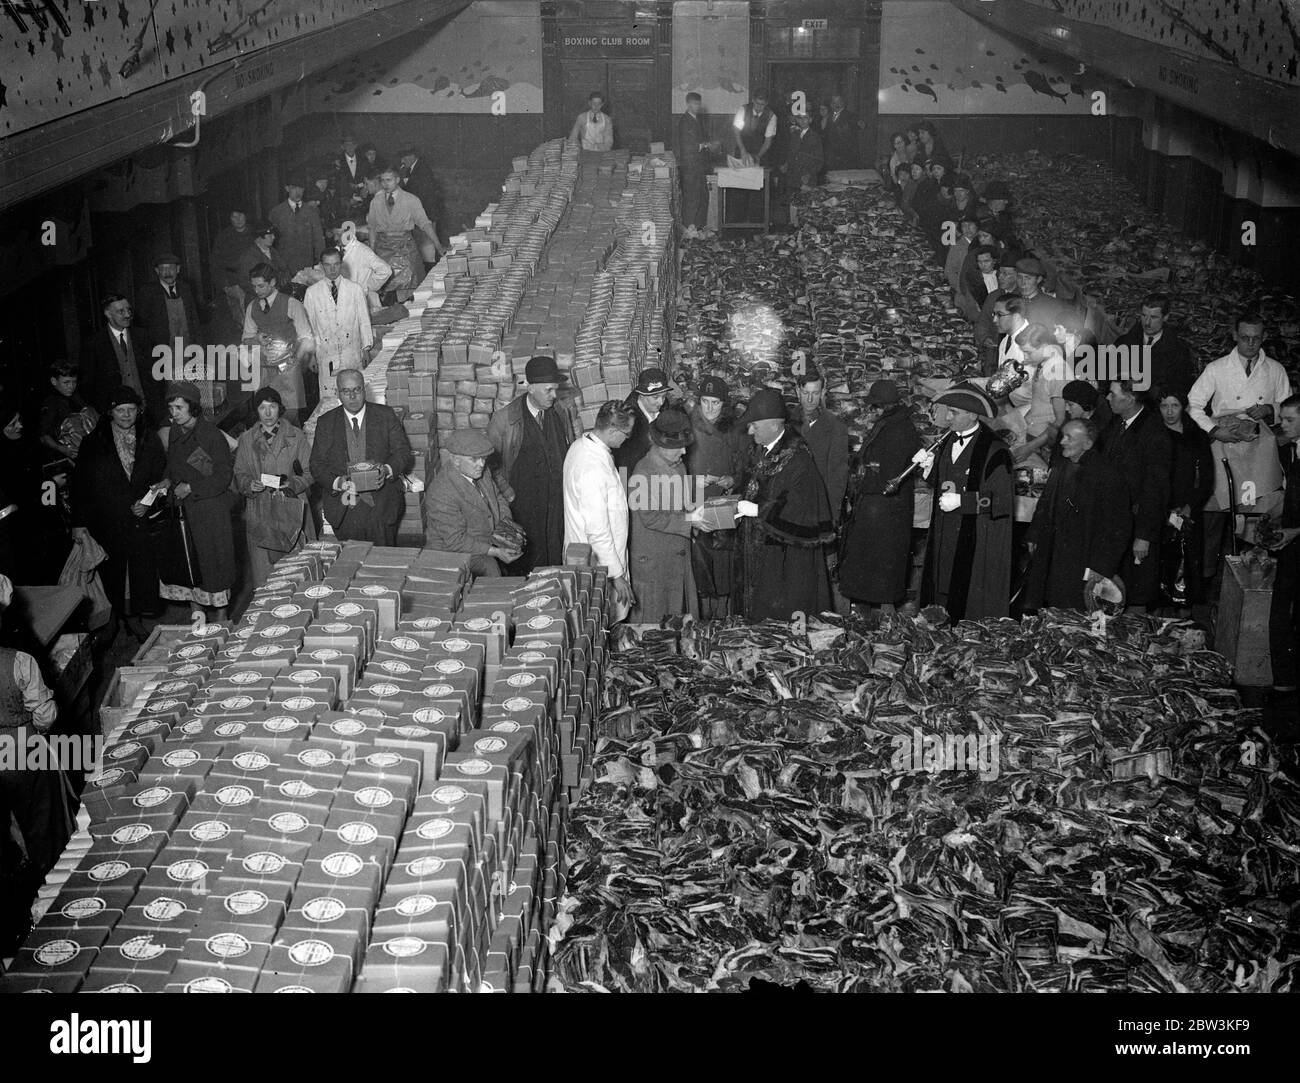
[177,502,198,586]
[1221,457,1240,558]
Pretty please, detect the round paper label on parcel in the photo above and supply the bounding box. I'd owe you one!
[225,890,270,916]
[108,741,144,761]
[272,604,301,618]
[112,823,153,845]
[61,896,106,921]
[322,623,349,633]
[378,660,412,675]
[396,895,437,917]
[100,982,143,993]
[133,787,174,808]
[491,721,520,733]
[242,852,287,875]
[205,932,252,959]
[90,767,129,788]
[269,812,310,834]
[321,852,365,878]
[474,736,507,754]
[365,752,402,768]
[338,822,378,845]
[34,939,80,967]
[283,696,317,711]
[330,719,366,737]
[413,708,445,726]
[232,750,271,771]
[89,860,130,882]
[279,779,319,799]
[382,937,427,958]
[291,670,322,682]
[230,671,260,684]
[163,749,200,768]
[526,615,556,630]
[148,698,181,713]
[297,748,336,768]
[335,603,363,618]
[405,855,445,876]
[184,977,234,993]
[167,859,210,883]
[518,651,546,663]
[453,758,492,776]
[503,697,533,713]
[311,649,341,661]
[214,722,248,737]
[219,696,254,710]
[430,785,469,805]
[354,786,394,809]
[260,625,291,638]
[442,638,471,652]
[302,897,347,923]
[214,785,255,806]
[121,936,168,962]
[366,682,401,698]
[507,672,538,688]
[391,637,420,652]
[433,660,464,675]
[395,725,432,738]
[186,819,233,843]
[306,585,332,598]
[289,939,335,966]
[262,716,300,733]
[416,818,455,840]
[143,898,187,922]
[422,684,454,699]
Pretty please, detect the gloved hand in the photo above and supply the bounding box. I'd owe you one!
[938,491,962,513]
[735,500,759,518]
[912,448,935,475]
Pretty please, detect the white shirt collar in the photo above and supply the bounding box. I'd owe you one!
[526,397,545,422]
[954,426,979,441]
[1123,406,1143,428]
[344,403,366,428]
[763,432,783,455]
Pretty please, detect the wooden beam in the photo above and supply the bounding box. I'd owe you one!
[0,0,472,208]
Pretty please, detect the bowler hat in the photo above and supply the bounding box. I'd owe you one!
[524,355,565,384]
[744,388,788,423]
[1015,256,1046,276]
[697,375,730,402]
[153,252,182,267]
[443,428,494,457]
[634,368,671,396]
[1061,380,1099,410]
[933,382,996,419]
[108,386,143,410]
[864,380,901,406]
[649,407,694,449]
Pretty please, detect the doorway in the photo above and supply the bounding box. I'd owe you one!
[767,61,859,164]
[561,60,656,152]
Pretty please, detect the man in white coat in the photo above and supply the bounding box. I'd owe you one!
[339,222,392,312]
[563,400,636,618]
[303,246,374,401]
[1188,310,1294,583]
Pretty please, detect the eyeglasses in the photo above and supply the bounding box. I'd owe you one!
[338,386,365,396]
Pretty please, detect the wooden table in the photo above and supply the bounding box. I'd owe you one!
[718,167,772,232]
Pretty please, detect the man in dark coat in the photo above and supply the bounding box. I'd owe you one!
[134,252,203,366]
[1101,379,1173,613]
[268,178,326,279]
[677,92,712,232]
[309,368,413,545]
[919,384,1015,620]
[820,94,861,173]
[796,367,850,525]
[785,114,824,192]
[838,381,922,611]
[486,355,576,573]
[80,293,164,426]
[613,368,671,474]
[1113,294,1196,401]
[732,389,836,620]
[1024,418,1132,610]
[1263,394,1300,697]
[399,146,446,246]
[70,386,167,636]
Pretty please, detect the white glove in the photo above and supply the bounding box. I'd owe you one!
[938,492,962,513]
[735,500,759,518]
[912,449,936,476]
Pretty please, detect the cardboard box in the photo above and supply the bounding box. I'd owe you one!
[277,741,351,784]
[37,889,130,933]
[117,894,203,934]
[283,883,376,941]
[317,810,403,873]
[440,755,510,823]
[170,813,249,858]
[376,714,452,779]
[297,647,357,699]
[7,925,110,980]
[297,849,385,909]
[198,880,292,933]
[179,926,273,974]
[77,970,168,993]
[94,924,189,975]
[219,836,310,890]
[355,937,450,991]
[259,928,360,992]
[165,962,256,993]
[184,779,266,817]
[263,771,335,811]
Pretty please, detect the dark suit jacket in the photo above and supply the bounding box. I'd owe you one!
[134,279,203,356]
[309,402,413,532]
[268,200,325,277]
[1100,406,1172,545]
[820,109,860,171]
[401,160,442,224]
[80,326,163,423]
[1114,326,1195,400]
[787,128,824,187]
[238,242,292,291]
[676,112,709,175]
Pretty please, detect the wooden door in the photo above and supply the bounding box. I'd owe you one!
[606,60,655,152]
[561,60,609,140]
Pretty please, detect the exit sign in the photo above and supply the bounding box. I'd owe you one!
[801,19,828,30]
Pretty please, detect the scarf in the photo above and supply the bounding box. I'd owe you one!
[112,424,137,477]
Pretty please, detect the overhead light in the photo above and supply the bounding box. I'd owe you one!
[1050,26,1071,40]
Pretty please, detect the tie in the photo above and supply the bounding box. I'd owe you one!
[592,113,598,125]
[260,299,269,313]
[1144,335,1152,347]
[330,281,338,303]
[292,202,299,215]
[167,287,177,300]
[386,194,395,211]
[352,417,360,438]
[1245,357,1254,378]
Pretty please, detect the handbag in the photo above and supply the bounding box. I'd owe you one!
[246,489,307,552]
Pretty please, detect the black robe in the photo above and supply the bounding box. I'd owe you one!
[734,430,836,620]
[1100,407,1172,606]
[838,405,922,605]
[1023,448,1131,610]
[920,425,1014,620]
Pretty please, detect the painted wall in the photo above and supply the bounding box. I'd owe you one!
[302,1,542,115]
[0,0,418,138]
[1024,0,1299,87]
[671,0,749,115]
[879,1,1091,116]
